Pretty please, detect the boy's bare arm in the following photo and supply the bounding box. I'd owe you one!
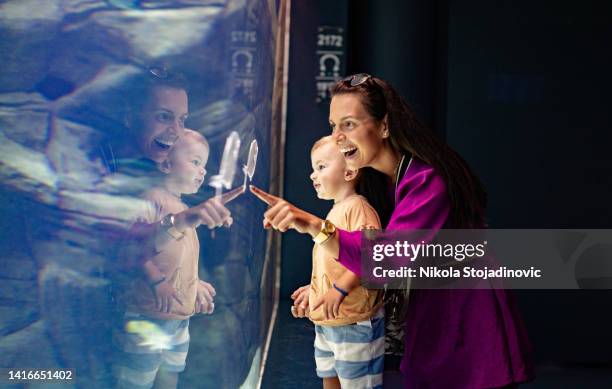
[141,260,183,313]
[142,260,164,283]
[334,270,360,293]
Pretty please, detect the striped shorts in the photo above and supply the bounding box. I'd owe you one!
[314,311,385,389]
[113,312,190,389]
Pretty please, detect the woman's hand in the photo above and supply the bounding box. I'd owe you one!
[195,280,216,314]
[290,285,310,318]
[177,197,233,230]
[250,185,321,237]
[311,287,346,321]
[153,280,183,313]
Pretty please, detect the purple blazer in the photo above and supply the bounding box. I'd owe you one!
[338,158,535,388]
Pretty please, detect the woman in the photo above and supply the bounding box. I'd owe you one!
[251,74,534,388]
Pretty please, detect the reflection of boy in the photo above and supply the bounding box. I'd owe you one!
[114,130,219,389]
[292,136,384,389]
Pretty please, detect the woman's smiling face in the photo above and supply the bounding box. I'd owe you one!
[329,93,386,170]
[134,86,188,163]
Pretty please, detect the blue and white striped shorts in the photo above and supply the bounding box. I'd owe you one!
[314,311,385,389]
[113,312,190,389]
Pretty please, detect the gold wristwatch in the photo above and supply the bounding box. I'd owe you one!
[313,219,336,244]
[160,213,184,240]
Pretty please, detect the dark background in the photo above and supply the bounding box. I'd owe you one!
[280,0,612,368]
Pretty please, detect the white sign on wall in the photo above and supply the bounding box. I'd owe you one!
[315,25,344,103]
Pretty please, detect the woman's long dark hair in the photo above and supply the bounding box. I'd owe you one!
[332,76,487,228]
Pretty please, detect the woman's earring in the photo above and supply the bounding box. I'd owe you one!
[383,130,390,138]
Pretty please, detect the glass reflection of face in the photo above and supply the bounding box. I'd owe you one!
[310,141,351,201]
[165,135,209,195]
[329,93,386,171]
[135,86,189,163]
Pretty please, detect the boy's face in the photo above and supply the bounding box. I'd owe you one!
[134,86,189,163]
[310,142,352,200]
[165,138,209,195]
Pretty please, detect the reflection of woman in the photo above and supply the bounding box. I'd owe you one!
[115,67,190,167]
[108,68,233,264]
[252,74,534,388]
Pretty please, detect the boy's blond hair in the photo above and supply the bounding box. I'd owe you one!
[310,135,334,154]
[310,135,361,183]
[167,129,209,161]
[175,129,208,149]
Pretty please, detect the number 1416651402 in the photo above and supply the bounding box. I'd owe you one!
[2,369,74,382]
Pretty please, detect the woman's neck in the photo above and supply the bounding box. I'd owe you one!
[107,139,145,162]
[371,145,402,182]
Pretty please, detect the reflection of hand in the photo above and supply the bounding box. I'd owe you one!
[195,280,216,314]
[310,288,345,320]
[178,198,233,230]
[250,185,321,236]
[153,281,183,313]
[290,285,310,318]
[220,186,246,204]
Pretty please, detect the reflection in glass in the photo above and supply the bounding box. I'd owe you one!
[0,0,287,387]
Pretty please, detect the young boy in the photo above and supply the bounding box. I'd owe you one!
[114,129,221,389]
[293,136,384,389]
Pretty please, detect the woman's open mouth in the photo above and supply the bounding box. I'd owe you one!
[340,146,358,159]
[154,140,170,150]
[154,135,178,150]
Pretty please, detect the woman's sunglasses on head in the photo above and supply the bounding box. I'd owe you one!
[149,66,169,79]
[342,73,372,87]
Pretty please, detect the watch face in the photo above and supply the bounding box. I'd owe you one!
[161,214,174,227]
[314,220,336,244]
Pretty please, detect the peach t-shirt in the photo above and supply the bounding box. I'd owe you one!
[309,194,383,326]
[121,188,199,320]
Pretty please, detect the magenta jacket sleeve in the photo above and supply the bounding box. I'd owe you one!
[337,159,451,276]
